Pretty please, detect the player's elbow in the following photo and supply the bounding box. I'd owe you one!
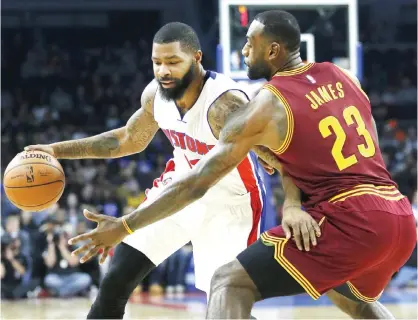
[117,127,145,156]
[190,184,209,200]
[189,176,210,200]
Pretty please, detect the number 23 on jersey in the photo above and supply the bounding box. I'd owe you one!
[319,105,376,171]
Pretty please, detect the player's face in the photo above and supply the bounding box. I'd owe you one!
[152,42,198,101]
[242,21,272,80]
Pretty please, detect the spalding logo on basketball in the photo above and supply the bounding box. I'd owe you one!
[3,151,65,211]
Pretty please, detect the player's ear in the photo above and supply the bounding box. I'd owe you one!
[195,50,203,63]
[269,42,280,61]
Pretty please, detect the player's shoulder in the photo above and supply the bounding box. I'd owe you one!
[207,71,250,109]
[208,71,247,92]
[141,79,159,114]
[332,64,362,87]
[206,75,250,137]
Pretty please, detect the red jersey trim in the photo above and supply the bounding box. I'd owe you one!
[263,84,294,155]
[273,63,314,77]
[236,156,263,246]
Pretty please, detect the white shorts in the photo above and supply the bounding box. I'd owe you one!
[123,168,265,293]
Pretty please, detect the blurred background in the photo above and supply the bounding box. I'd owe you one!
[1,0,416,318]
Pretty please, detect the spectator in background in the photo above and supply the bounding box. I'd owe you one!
[1,235,39,299]
[148,262,166,296]
[43,230,91,297]
[4,214,30,258]
[165,244,193,297]
[1,22,415,298]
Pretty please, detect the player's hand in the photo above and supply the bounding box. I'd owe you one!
[257,157,275,175]
[68,209,128,264]
[281,206,321,251]
[24,144,56,157]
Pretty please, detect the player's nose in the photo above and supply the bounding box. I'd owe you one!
[242,46,248,57]
[157,63,171,78]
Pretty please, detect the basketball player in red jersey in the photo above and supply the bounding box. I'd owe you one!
[69,10,416,319]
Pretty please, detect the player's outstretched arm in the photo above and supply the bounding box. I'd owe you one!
[123,90,277,232]
[208,89,284,173]
[67,90,281,263]
[25,81,159,159]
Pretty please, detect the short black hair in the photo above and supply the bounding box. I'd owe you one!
[153,22,201,52]
[255,10,300,51]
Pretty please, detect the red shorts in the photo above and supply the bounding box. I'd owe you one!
[262,190,417,301]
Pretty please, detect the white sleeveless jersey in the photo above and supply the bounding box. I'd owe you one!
[153,71,264,205]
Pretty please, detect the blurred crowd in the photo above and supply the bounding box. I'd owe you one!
[1,16,417,300]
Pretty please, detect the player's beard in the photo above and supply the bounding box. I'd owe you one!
[158,62,196,101]
[247,59,271,80]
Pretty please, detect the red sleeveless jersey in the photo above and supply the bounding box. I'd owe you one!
[264,62,397,208]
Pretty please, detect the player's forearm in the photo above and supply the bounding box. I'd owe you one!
[281,171,302,209]
[51,128,126,159]
[125,173,205,232]
[252,146,282,171]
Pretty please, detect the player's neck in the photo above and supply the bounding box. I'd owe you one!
[273,52,304,77]
[175,66,206,111]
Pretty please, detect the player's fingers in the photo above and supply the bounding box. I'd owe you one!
[292,224,303,251]
[300,223,310,251]
[307,221,317,247]
[266,167,274,175]
[68,230,95,245]
[71,243,93,256]
[312,220,321,238]
[257,158,274,174]
[257,157,269,166]
[80,246,101,264]
[24,145,41,151]
[282,222,292,239]
[83,209,103,222]
[99,247,111,265]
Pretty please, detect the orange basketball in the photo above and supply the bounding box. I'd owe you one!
[3,151,65,212]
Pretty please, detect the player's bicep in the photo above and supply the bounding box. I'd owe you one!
[207,89,249,139]
[193,93,275,192]
[193,135,257,193]
[123,81,159,153]
[220,89,275,145]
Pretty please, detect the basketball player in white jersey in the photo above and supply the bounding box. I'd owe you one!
[26,22,281,318]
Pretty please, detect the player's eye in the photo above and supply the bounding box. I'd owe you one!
[168,61,179,65]
[154,61,162,66]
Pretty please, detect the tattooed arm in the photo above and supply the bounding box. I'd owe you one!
[125,88,283,231]
[27,81,160,159]
[208,90,284,172]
